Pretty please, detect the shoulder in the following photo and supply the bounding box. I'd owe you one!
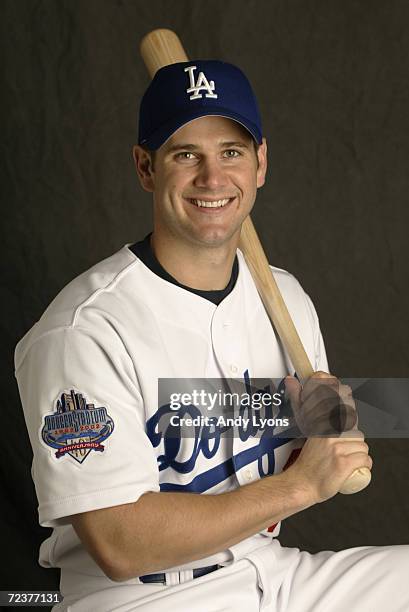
[269,262,305,298]
[237,249,313,313]
[236,249,324,365]
[15,245,140,368]
[269,262,320,330]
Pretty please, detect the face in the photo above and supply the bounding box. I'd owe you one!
[133,115,267,250]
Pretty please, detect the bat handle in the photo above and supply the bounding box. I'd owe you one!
[295,365,371,495]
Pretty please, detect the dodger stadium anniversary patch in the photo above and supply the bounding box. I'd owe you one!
[41,390,114,464]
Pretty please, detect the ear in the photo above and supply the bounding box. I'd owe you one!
[256,138,268,188]
[132,145,155,192]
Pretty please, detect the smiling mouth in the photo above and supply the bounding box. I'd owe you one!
[188,198,234,208]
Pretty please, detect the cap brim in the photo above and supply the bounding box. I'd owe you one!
[140,107,263,150]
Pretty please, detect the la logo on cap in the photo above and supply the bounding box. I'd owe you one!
[184,65,218,100]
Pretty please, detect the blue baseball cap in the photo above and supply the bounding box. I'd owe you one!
[138,60,263,150]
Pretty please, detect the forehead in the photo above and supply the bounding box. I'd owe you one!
[161,115,254,150]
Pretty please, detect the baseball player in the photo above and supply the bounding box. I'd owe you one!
[15,60,409,611]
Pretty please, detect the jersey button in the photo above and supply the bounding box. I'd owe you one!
[230,364,238,374]
[244,469,253,482]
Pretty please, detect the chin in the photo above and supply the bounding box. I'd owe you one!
[191,227,240,248]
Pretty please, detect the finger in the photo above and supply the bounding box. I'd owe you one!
[342,451,373,470]
[331,439,369,455]
[310,371,338,381]
[303,408,357,435]
[284,375,301,413]
[339,383,353,397]
[284,375,301,396]
[301,375,339,404]
[301,398,357,435]
[338,429,365,440]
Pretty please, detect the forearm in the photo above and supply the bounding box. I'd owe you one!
[133,477,310,572]
[83,469,314,581]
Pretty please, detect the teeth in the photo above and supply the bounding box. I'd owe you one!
[191,198,230,208]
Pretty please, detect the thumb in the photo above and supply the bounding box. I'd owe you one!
[284,375,301,414]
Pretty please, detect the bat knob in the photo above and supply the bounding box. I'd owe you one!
[339,467,372,494]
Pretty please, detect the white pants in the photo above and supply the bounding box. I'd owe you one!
[57,539,409,612]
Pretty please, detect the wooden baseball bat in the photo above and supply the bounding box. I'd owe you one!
[139,28,371,495]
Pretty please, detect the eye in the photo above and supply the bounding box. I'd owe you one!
[223,149,241,158]
[175,151,197,161]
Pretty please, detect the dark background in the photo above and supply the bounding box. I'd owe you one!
[2,0,409,605]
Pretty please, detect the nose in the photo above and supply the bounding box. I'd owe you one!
[193,157,228,191]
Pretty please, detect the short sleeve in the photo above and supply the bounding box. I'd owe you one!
[15,326,160,528]
[304,292,330,373]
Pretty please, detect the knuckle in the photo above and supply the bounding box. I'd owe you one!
[335,454,348,470]
[312,371,336,380]
[332,442,343,456]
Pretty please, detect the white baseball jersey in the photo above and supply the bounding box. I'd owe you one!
[14,241,329,610]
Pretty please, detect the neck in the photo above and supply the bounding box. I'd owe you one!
[150,232,239,291]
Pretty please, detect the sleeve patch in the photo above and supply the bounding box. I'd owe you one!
[40,389,115,464]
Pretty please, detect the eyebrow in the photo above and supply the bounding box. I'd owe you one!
[165,140,251,153]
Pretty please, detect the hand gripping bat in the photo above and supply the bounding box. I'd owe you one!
[140,28,371,495]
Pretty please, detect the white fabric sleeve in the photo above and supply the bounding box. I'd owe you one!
[15,326,160,528]
[304,292,330,373]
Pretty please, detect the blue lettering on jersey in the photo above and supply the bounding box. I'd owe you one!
[147,371,294,492]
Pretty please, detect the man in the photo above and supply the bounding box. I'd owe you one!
[15,60,408,611]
